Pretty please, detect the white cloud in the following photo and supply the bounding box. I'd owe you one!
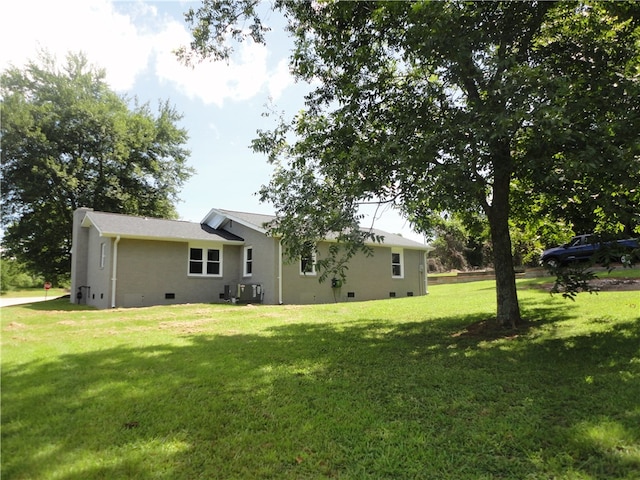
[268,58,295,100]
[0,0,296,105]
[208,122,221,140]
[154,27,275,107]
[0,0,153,91]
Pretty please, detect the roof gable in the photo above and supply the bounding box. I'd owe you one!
[202,208,273,234]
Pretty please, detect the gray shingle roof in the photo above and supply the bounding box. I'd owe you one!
[216,209,429,250]
[81,208,429,250]
[82,211,244,243]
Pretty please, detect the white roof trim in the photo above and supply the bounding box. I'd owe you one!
[80,212,103,235]
[201,208,269,234]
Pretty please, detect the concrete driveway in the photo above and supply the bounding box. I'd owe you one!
[0,296,63,307]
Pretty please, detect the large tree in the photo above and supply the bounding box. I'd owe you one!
[181,1,640,327]
[1,51,193,284]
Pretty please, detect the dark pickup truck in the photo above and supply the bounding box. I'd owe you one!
[540,234,639,268]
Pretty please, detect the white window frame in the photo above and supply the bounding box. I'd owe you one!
[243,246,253,277]
[188,244,223,277]
[300,244,317,276]
[391,248,404,279]
[99,242,106,269]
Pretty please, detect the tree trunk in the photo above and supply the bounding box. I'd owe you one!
[487,152,522,328]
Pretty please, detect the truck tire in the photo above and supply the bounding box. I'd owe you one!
[544,257,561,269]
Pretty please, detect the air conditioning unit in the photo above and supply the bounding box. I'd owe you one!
[236,283,263,303]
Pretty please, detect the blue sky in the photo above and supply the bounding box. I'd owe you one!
[1,0,424,242]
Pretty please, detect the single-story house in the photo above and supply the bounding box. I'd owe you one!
[70,207,431,308]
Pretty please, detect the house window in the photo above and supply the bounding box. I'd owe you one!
[244,246,253,277]
[189,246,222,276]
[392,248,404,278]
[99,242,106,269]
[300,243,316,275]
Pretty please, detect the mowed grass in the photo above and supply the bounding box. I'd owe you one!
[2,276,639,479]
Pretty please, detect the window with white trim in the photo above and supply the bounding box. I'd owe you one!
[244,246,253,277]
[300,243,317,275]
[188,245,222,276]
[391,248,404,278]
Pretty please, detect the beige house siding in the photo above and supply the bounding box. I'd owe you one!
[84,228,112,309]
[334,245,427,302]
[217,220,280,304]
[281,243,426,304]
[114,239,241,307]
[70,208,91,303]
[71,210,113,309]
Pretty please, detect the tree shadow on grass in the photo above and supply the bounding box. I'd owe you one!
[2,309,639,479]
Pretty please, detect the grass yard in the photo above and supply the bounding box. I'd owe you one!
[2,276,639,479]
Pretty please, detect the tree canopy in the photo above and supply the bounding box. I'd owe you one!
[1,51,193,284]
[181,1,640,326]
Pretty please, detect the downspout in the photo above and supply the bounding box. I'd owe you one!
[424,251,429,295]
[111,235,120,308]
[278,239,283,304]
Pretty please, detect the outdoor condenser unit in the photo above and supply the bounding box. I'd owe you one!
[236,283,263,303]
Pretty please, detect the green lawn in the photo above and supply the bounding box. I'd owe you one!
[2,276,639,479]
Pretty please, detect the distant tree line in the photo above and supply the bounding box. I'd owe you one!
[1,51,193,286]
[426,214,576,273]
